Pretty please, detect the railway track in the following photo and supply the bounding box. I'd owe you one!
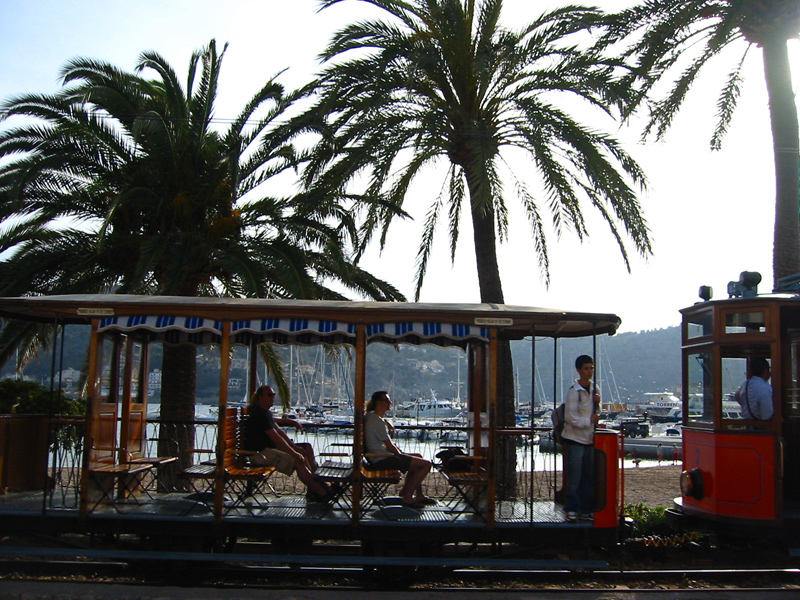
[1,543,799,592]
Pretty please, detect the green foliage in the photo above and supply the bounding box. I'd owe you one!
[601,0,800,283]
[0,39,404,363]
[309,0,652,300]
[0,379,85,415]
[624,502,669,537]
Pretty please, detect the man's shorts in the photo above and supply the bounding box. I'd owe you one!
[368,453,412,473]
[250,447,295,475]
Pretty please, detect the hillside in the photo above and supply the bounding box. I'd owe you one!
[0,324,681,406]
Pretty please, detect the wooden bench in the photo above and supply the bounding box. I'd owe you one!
[88,461,153,513]
[439,455,489,521]
[315,459,354,516]
[180,407,275,513]
[128,453,179,492]
[360,454,401,513]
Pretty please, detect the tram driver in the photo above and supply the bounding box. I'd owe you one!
[734,357,774,420]
[245,385,332,502]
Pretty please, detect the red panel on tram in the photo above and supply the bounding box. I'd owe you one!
[682,428,778,520]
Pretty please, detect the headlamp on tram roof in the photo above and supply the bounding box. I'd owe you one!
[727,271,761,299]
[698,286,713,302]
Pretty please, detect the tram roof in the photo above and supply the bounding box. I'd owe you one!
[0,294,620,341]
[680,293,800,315]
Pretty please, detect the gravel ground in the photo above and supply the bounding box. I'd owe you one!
[621,464,683,507]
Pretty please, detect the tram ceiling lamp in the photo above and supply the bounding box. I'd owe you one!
[727,271,761,299]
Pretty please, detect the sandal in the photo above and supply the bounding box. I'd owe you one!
[415,497,437,506]
[306,489,333,503]
[401,499,425,509]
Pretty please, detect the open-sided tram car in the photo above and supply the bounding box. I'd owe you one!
[0,294,624,564]
[673,273,800,539]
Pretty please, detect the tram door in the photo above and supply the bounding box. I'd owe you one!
[92,335,122,468]
[92,335,149,465]
[119,337,149,461]
[783,332,800,500]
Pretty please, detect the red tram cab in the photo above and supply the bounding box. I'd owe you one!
[674,273,800,531]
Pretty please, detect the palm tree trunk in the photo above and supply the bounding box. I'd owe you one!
[762,38,800,284]
[470,199,517,499]
[158,343,197,485]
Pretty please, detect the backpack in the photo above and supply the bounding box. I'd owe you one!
[551,403,566,444]
[435,447,471,472]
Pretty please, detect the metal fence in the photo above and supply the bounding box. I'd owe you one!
[40,418,559,511]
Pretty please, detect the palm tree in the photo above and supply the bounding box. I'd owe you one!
[601,0,800,284]
[305,0,652,495]
[0,40,403,465]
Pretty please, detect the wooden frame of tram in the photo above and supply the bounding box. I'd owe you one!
[0,294,623,556]
[672,287,800,535]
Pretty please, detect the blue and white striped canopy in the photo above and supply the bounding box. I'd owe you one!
[97,314,489,347]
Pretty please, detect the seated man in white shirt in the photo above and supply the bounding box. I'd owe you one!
[734,357,774,420]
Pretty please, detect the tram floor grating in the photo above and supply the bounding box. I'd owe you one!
[366,508,452,522]
[496,500,567,524]
[0,491,571,525]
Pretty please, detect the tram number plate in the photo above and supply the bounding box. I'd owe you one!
[77,308,115,316]
[474,318,513,326]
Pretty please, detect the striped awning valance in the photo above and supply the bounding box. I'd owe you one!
[97,315,489,346]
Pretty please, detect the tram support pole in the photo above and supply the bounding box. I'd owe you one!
[214,321,231,521]
[79,319,102,519]
[352,325,366,523]
[488,328,498,528]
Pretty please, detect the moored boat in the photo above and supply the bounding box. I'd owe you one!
[395,396,462,418]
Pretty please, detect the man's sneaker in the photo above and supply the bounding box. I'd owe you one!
[579,512,594,521]
[565,511,578,522]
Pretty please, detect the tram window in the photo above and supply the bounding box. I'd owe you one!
[100,337,116,402]
[687,351,713,423]
[687,311,713,339]
[725,311,766,334]
[721,357,747,420]
[790,339,800,416]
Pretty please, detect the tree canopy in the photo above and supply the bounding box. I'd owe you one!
[306,0,653,303]
[601,0,800,283]
[0,40,403,411]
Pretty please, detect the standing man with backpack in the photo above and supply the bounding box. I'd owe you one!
[562,355,600,522]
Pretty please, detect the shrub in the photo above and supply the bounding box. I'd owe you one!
[0,378,85,415]
[624,502,669,537]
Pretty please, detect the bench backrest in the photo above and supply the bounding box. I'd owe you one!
[223,407,240,470]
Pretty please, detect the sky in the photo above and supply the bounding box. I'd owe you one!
[0,0,795,333]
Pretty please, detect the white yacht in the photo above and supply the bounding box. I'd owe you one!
[395,395,462,419]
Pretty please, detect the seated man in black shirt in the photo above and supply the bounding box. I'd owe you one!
[245,385,330,501]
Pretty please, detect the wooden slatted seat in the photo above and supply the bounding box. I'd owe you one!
[128,455,179,492]
[315,459,354,516]
[88,461,153,513]
[86,412,155,513]
[360,454,401,512]
[180,407,276,513]
[439,456,489,521]
[125,409,179,492]
[181,463,216,478]
[223,408,276,512]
